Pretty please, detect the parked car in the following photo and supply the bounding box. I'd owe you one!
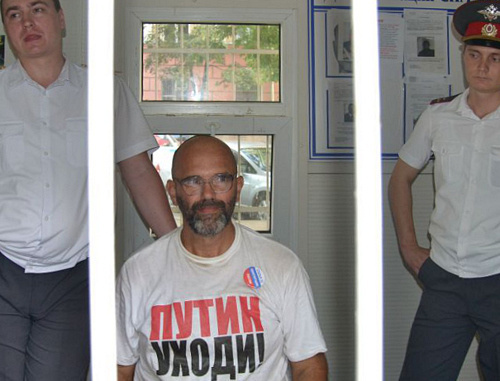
[229,144,272,220]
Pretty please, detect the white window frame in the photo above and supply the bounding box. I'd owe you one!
[125,7,294,116]
[123,7,299,251]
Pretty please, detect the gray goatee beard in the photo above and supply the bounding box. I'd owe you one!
[179,198,235,237]
[191,213,228,237]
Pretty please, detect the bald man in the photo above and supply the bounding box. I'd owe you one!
[116,136,328,381]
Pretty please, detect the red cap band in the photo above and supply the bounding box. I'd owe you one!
[464,21,500,41]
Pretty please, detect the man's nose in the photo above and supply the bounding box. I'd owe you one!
[23,14,34,29]
[200,180,216,198]
[478,57,489,71]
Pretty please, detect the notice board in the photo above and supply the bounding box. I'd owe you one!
[308,0,468,160]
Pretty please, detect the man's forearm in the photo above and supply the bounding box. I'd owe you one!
[293,368,328,381]
[118,152,177,237]
[291,353,328,381]
[117,364,135,381]
[388,160,420,251]
[388,159,430,274]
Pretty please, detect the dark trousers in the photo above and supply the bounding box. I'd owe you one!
[400,258,500,381]
[0,253,90,381]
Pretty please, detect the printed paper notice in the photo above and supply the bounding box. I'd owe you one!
[328,79,354,147]
[379,13,404,63]
[404,9,448,76]
[405,76,450,140]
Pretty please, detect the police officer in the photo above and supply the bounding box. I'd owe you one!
[389,1,500,379]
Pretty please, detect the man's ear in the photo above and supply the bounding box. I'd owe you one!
[166,179,178,206]
[235,175,244,203]
[59,9,66,31]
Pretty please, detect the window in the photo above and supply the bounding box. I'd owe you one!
[152,134,273,232]
[124,7,297,250]
[142,23,280,103]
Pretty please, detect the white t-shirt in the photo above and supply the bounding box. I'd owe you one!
[116,224,327,380]
[0,59,157,273]
[399,89,500,278]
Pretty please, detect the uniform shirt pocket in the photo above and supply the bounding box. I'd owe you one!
[489,146,500,187]
[0,122,25,172]
[431,141,463,183]
[66,118,88,168]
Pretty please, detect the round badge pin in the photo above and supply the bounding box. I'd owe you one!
[244,266,265,289]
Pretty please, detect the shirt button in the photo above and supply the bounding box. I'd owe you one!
[45,183,50,188]
[44,216,49,222]
[44,151,49,156]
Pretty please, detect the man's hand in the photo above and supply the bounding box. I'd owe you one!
[290,353,328,381]
[400,244,430,276]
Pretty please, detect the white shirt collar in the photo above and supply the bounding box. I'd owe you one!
[8,58,81,89]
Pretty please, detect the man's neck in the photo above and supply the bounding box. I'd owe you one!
[19,54,66,88]
[467,89,500,119]
[180,223,236,258]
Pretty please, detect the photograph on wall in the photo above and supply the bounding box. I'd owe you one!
[326,9,352,77]
[417,36,435,57]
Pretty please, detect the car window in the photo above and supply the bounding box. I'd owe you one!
[239,155,256,174]
[242,148,268,171]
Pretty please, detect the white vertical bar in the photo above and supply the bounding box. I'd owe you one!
[352,0,384,380]
[88,0,116,379]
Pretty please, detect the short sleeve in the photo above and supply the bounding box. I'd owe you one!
[114,77,158,163]
[281,261,327,362]
[398,106,433,170]
[116,265,140,366]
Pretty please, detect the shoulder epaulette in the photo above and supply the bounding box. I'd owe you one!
[430,93,461,105]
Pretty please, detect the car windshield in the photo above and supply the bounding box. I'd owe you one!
[241,148,269,172]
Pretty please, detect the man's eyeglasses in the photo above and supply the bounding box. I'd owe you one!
[174,173,237,196]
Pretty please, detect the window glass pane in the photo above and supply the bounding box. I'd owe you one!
[208,25,233,47]
[152,134,272,233]
[142,23,280,102]
[260,25,280,50]
[235,25,257,49]
[184,25,208,48]
[234,54,258,101]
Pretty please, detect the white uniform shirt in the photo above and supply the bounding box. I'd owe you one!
[116,224,327,380]
[0,59,157,273]
[400,89,500,278]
